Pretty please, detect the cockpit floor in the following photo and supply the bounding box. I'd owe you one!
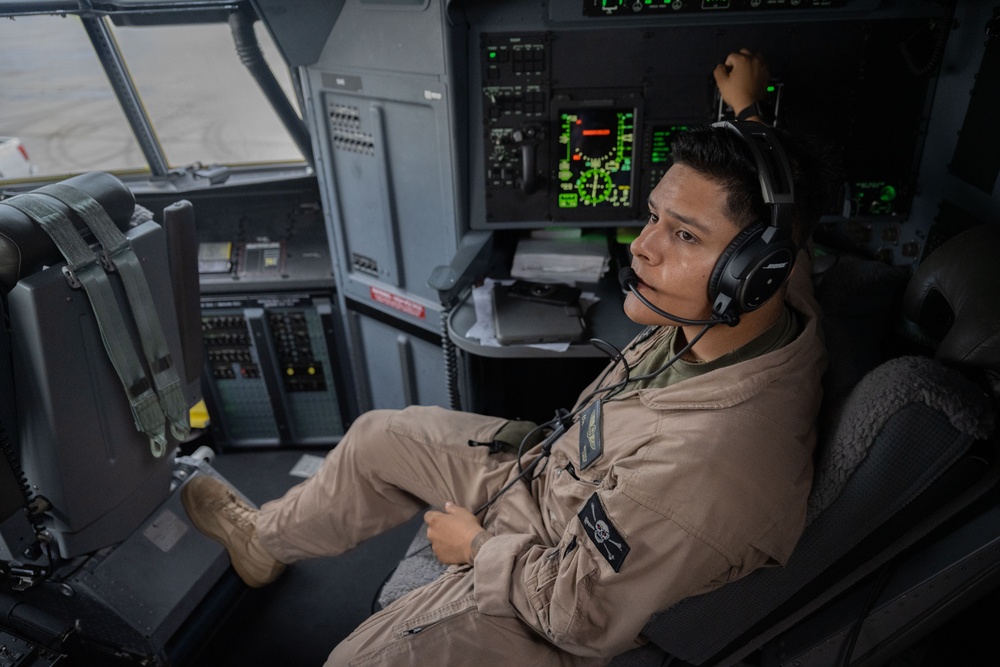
[183,447,422,666]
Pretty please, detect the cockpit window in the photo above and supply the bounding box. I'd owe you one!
[0,12,304,182]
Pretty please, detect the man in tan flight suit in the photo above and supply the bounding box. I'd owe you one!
[182,50,831,666]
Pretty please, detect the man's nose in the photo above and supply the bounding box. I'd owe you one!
[630,224,660,264]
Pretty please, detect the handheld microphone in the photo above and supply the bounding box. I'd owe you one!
[618,267,738,327]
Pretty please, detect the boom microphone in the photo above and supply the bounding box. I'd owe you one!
[618,267,738,327]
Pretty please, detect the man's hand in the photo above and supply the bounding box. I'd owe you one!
[713,48,770,119]
[424,502,487,566]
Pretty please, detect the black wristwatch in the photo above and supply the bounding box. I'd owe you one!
[736,101,771,123]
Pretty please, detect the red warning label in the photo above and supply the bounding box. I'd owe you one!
[369,286,426,319]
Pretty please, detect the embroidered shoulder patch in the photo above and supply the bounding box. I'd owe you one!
[578,492,630,573]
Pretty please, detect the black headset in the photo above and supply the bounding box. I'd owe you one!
[706,120,798,321]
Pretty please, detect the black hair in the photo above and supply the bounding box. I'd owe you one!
[671,124,839,246]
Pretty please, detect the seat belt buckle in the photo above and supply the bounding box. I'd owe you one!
[98,248,117,272]
[61,265,83,289]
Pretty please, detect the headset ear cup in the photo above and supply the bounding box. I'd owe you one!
[706,122,798,320]
[709,222,765,310]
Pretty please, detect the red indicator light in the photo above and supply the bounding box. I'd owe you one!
[582,129,611,136]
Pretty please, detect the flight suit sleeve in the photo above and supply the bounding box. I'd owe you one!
[471,487,744,658]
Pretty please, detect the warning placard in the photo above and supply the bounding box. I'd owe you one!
[369,286,426,319]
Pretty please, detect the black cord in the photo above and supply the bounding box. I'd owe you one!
[623,323,714,384]
[488,322,716,516]
[439,304,462,410]
[0,420,48,566]
[898,0,956,76]
[587,337,633,396]
[575,323,715,408]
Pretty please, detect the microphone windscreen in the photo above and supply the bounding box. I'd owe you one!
[618,267,638,289]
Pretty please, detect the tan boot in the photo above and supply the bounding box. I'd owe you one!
[181,475,286,588]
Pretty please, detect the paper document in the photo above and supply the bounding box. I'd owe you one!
[510,238,610,284]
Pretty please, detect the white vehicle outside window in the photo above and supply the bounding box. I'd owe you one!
[0,137,36,179]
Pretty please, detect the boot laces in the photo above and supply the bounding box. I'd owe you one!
[217,492,257,531]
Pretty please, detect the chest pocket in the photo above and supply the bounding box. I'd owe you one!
[546,453,605,535]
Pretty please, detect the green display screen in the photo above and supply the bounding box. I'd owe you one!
[852,181,899,216]
[649,124,690,164]
[556,108,635,209]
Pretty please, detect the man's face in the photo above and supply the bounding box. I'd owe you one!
[624,163,743,326]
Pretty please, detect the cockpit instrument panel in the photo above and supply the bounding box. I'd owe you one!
[470,5,947,258]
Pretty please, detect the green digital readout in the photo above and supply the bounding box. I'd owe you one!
[650,124,689,164]
[557,108,635,209]
[558,193,579,208]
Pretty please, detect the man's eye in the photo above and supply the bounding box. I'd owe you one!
[678,230,696,243]
[644,212,658,224]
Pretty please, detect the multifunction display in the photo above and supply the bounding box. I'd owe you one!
[557,108,635,211]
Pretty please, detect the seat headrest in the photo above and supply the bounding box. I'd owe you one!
[903,224,1000,373]
[0,171,135,294]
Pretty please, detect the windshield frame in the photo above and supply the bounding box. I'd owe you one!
[0,0,312,187]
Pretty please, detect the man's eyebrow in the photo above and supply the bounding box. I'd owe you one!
[647,196,713,235]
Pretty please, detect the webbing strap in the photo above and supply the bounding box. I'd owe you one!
[0,195,169,457]
[38,183,190,444]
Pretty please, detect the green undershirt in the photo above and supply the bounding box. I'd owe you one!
[627,306,800,391]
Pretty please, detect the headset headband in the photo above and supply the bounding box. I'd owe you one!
[711,120,795,231]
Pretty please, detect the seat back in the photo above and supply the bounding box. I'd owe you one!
[0,172,202,559]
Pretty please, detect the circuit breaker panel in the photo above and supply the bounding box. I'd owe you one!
[200,293,350,448]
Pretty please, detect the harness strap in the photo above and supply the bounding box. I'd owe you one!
[38,183,191,444]
[0,195,169,457]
